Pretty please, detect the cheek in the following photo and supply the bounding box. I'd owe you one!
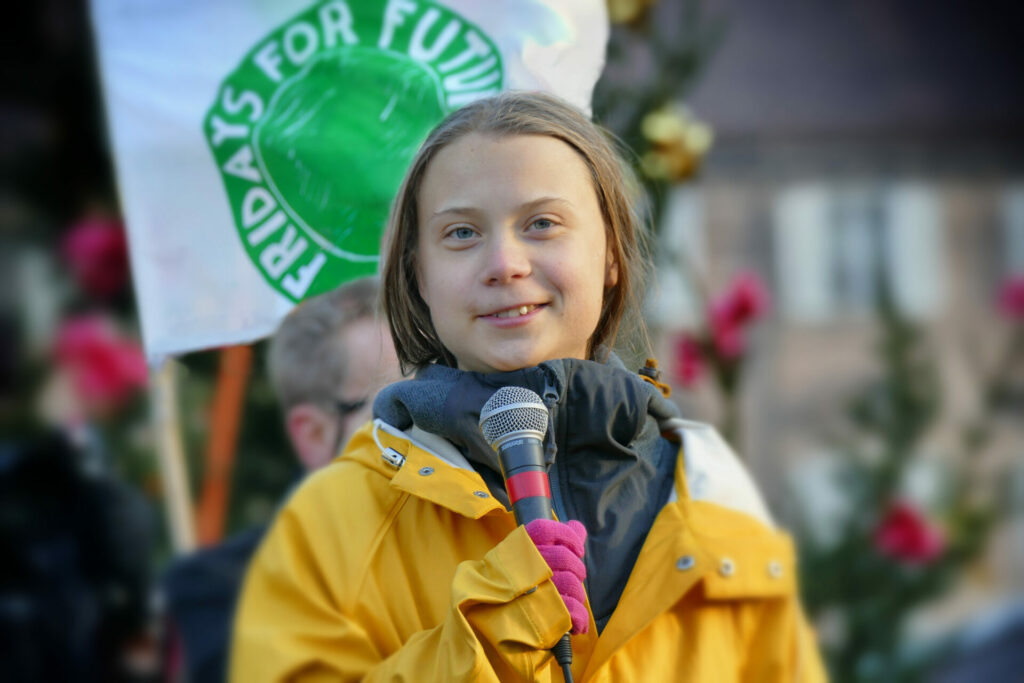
[346,405,373,436]
[565,252,611,323]
[584,247,614,333]
[416,255,457,326]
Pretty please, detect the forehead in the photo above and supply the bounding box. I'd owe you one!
[417,133,598,214]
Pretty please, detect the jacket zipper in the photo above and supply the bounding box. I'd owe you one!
[541,365,570,523]
[541,365,560,464]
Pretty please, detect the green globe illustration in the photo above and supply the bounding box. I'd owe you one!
[254,47,447,259]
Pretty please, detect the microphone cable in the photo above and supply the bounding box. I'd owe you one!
[553,634,574,682]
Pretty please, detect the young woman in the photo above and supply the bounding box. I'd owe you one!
[231,92,826,682]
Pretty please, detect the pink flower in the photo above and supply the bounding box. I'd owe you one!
[707,273,770,359]
[672,334,705,387]
[873,501,945,565]
[997,276,1024,320]
[61,217,130,298]
[709,312,746,359]
[54,315,148,409]
[711,272,771,328]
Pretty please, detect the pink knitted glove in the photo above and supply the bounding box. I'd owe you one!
[524,519,589,634]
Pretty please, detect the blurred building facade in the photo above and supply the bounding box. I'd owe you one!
[646,0,1024,633]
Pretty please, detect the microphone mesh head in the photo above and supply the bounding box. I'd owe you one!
[479,386,549,446]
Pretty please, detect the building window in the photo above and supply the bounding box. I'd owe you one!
[648,185,706,328]
[774,182,943,323]
[829,186,887,315]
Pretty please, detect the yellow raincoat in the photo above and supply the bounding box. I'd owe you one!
[231,418,827,682]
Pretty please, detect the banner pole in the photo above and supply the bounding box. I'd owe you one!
[196,344,253,545]
[151,359,196,553]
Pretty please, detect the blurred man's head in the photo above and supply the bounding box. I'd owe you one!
[267,278,401,471]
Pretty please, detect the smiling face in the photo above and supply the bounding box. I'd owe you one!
[415,133,618,374]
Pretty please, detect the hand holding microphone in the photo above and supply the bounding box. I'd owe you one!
[479,387,588,681]
[525,519,589,634]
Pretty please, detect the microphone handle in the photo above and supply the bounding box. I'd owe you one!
[496,437,575,683]
[496,436,555,525]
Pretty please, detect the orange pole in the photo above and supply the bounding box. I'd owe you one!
[195,344,253,546]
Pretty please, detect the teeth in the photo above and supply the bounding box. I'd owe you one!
[494,305,536,318]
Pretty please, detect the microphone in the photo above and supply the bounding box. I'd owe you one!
[479,386,553,525]
[479,386,575,683]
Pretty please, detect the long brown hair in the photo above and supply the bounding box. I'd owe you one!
[381,91,650,373]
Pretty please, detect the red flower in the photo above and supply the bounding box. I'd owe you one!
[61,217,130,298]
[54,315,148,408]
[873,501,945,565]
[708,272,771,359]
[997,276,1024,320]
[709,312,746,359]
[711,271,771,328]
[672,334,705,387]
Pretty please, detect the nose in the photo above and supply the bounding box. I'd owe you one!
[482,232,532,285]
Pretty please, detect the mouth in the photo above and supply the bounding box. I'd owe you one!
[480,303,547,320]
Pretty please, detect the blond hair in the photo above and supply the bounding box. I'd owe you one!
[268,278,379,409]
[381,91,650,373]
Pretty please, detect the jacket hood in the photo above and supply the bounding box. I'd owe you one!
[373,354,681,468]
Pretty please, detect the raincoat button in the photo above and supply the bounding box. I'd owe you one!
[473,490,489,498]
[768,560,783,578]
[719,557,736,577]
[418,467,434,476]
[676,555,696,571]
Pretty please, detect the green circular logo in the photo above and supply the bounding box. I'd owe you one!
[204,0,504,301]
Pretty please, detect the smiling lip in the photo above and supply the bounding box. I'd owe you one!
[479,303,546,327]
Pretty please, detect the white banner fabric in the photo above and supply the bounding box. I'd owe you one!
[91,0,608,363]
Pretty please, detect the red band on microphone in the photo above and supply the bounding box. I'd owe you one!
[506,471,552,504]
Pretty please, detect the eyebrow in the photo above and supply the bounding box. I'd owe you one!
[429,196,573,220]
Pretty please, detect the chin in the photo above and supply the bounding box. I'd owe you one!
[477,350,546,373]
[480,360,532,373]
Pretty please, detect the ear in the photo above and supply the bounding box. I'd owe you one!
[605,248,620,288]
[285,403,339,472]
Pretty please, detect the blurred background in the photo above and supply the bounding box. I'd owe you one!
[2,0,1022,681]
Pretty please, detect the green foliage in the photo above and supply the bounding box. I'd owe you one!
[845,287,940,508]
[796,285,1000,682]
[592,0,726,228]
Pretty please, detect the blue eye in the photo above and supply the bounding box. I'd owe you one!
[530,218,555,231]
[450,226,476,240]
